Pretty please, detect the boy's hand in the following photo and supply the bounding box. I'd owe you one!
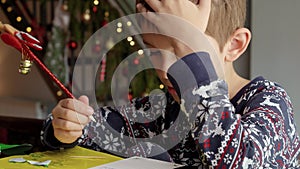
[137,0,213,58]
[52,96,94,143]
[137,0,211,34]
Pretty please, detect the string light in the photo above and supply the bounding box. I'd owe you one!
[116,22,123,33]
[56,90,63,97]
[127,36,133,42]
[117,22,122,28]
[62,2,68,11]
[7,7,12,12]
[138,49,144,55]
[26,27,32,33]
[159,84,165,89]
[127,21,132,26]
[105,11,109,17]
[93,0,99,6]
[16,16,22,22]
[83,9,91,22]
[116,27,122,33]
[130,41,135,46]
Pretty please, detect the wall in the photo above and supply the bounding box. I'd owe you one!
[251,0,300,130]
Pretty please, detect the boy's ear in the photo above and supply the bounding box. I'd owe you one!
[225,28,251,62]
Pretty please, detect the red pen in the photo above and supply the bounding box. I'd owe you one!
[0,31,96,122]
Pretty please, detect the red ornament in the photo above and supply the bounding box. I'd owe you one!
[68,40,78,50]
[133,58,139,65]
[92,6,98,13]
[102,20,108,26]
[99,55,107,82]
[93,44,101,53]
[128,93,133,101]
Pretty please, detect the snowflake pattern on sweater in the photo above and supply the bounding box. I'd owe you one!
[41,53,300,168]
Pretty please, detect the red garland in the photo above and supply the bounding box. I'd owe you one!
[99,55,106,82]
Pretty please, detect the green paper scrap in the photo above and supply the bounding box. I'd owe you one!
[0,143,32,156]
[0,143,20,150]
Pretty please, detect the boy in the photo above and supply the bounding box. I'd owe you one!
[41,0,300,168]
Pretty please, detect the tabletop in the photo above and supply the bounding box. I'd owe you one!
[0,146,122,169]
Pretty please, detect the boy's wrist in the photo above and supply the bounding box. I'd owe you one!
[171,39,193,59]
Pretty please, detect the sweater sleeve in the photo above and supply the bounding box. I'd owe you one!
[40,106,131,154]
[40,114,85,150]
[40,96,175,158]
[167,52,300,168]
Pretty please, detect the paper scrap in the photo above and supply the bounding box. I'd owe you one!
[9,157,51,167]
[9,157,27,163]
[89,156,185,169]
[27,160,51,166]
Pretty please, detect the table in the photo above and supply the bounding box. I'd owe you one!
[0,146,122,169]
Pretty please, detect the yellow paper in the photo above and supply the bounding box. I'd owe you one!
[0,146,122,169]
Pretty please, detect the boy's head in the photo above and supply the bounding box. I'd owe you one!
[137,0,247,51]
[206,0,247,51]
[136,0,251,102]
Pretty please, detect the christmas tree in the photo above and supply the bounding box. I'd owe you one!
[43,0,163,103]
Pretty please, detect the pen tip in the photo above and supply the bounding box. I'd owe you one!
[90,115,96,122]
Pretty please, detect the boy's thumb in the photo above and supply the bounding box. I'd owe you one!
[78,95,89,105]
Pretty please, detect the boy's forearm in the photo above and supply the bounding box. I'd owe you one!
[166,52,242,167]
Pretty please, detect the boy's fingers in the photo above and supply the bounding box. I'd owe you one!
[78,95,89,105]
[3,23,17,35]
[52,106,91,125]
[136,3,147,13]
[52,118,83,131]
[0,21,4,31]
[78,96,95,122]
[59,98,94,116]
[190,0,200,5]
[145,0,161,12]
[54,128,82,143]
[198,0,211,12]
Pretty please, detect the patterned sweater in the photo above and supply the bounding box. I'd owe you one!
[41,52,300,168]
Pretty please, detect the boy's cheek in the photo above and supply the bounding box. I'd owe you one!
[206,35,223,58]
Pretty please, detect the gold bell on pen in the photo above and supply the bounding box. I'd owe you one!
[19,59,32,75]
[18,47,32,75]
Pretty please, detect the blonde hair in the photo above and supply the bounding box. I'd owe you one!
[206,0,247,51]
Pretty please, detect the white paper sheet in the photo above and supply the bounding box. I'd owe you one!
[89,156,184,169]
